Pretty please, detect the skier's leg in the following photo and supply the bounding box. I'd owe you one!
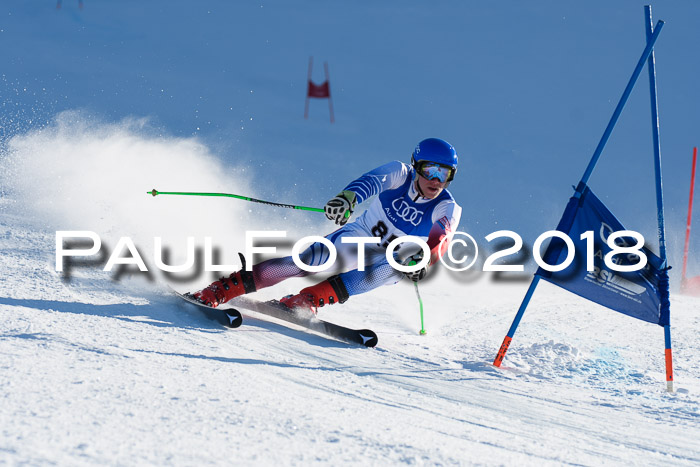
[192,224,363,307]
[253,223,363,288]
[281,249,403,313]
[190,252,258,307]
[337,259,404,297]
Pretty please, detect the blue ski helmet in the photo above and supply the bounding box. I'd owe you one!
[411,138,458,183]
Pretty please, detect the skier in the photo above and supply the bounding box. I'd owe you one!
[191,137,462,313]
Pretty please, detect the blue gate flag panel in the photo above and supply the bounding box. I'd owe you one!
[537,184,668,326]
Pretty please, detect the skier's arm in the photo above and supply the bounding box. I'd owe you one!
[426,217,454,266]
[341,161,410,204]
[325,161,410,225]
[426,201,462,266]
[401,200,462,282]
[402,221,453,282]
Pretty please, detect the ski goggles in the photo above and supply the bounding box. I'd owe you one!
[416,162,454,183]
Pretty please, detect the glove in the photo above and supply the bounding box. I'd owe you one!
[402,251,428,282]
[324,190,357,226]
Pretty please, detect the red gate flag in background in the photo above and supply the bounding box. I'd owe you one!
[304,56,335,123]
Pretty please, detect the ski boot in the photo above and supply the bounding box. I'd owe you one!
[191,253,256,307]
[280,275,349,314]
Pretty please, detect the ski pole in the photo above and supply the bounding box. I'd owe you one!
[148,188,333,214]
[413,281,426,335]
[406,257,427,335]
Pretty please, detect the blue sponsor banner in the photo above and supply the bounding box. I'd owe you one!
[537,185,667,326]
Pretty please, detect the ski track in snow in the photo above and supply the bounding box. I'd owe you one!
[1,209,700,466]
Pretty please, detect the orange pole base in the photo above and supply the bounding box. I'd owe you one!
[493,336,512,367]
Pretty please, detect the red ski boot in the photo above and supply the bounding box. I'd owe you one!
[280,275,349,314]
[192,254,257,307]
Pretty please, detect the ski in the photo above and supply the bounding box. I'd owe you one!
[231,296,378,347]
[172,289,243,329]
[171,288,377,347]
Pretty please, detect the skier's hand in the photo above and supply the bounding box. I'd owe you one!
[324,190,357,226]
[402,252,428,282]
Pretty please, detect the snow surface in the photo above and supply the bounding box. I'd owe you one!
[1,140,700,464]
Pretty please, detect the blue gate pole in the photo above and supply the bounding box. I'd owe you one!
[493,20,665,368]
[576,19,664,194]
[644,5,673,393]
[493,276,541,367]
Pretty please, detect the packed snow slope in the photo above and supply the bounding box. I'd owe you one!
[1,123,700,465]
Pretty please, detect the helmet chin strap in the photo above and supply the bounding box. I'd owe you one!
[413,178,426,201]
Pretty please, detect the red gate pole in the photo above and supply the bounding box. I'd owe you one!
[324,62,335,123]
[304,57,313,119]
[682,147,697,292]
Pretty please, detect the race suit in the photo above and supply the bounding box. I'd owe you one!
[252,161,462,297]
